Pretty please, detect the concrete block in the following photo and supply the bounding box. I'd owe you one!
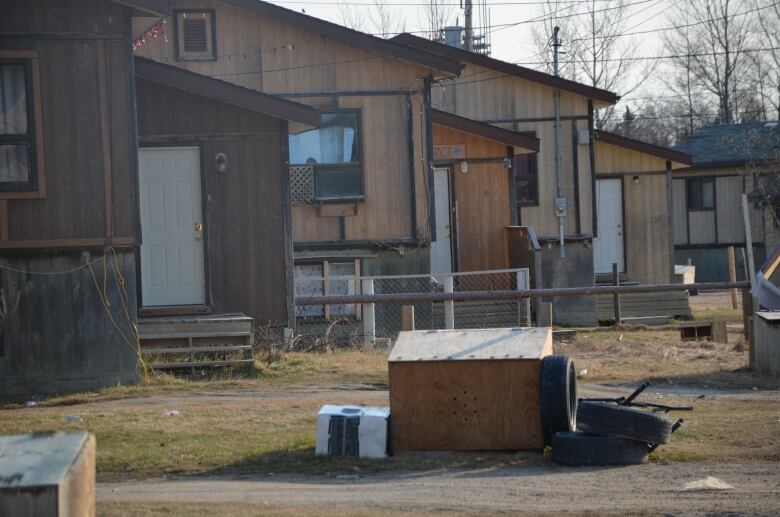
[0,432,95,517]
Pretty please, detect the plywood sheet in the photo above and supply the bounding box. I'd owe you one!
[389,359,543,451]
[389,327,552,362]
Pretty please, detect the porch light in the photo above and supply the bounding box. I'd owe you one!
[216,153,228,173]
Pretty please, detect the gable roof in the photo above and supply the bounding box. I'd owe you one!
[391,33,619,105]
[672,122,780,167]
[111,0,171,15]
[135,57,321,127]
[595,130,692,166]
[433,109,540,151]
[217,0,462,76]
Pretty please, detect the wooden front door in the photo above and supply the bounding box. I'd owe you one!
[139,147,206,307]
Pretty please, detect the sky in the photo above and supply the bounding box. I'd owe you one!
[264,0,672,102]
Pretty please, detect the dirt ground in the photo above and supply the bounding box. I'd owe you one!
[4,303,780,516]
[90,383,780,516]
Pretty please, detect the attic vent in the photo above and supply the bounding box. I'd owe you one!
[183,19,207,52]
[174,10,216,61]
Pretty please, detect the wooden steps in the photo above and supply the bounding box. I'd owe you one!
[138,314,254,372]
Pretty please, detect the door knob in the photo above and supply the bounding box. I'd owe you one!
[194,222,204,232]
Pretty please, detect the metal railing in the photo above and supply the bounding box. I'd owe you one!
[295,280,751,345]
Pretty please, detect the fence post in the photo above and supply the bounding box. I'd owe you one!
[516,270,530,326]
[362,278,375,346]
[444,275,455,330]
[401,305,415,332]
[727,245,738,309]
[612,262,621,325]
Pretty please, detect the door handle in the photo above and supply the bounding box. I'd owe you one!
[195,222,203,241]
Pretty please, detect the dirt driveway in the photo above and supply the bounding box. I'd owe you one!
[94,383,780,515]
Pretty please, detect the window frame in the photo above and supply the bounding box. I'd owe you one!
[289,109,364,203]
[513,152,539,208]
[0,50,45,199]
[686,176,715,211]
[173,9,218,62]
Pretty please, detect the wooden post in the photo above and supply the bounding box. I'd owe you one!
[401,305,415,331]
[354,259,362,321]
[323,260,330,320]
[444,275,455,330]
[742,193,757,288]
[516,270,529,326]
[612,262,621,324]
[727,245,738,309]
[537,301,553,327]
[362,278,375,346]
[741,288,753,361]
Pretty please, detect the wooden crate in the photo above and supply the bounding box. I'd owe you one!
[679,321,727,343]
[388,328,552,452]
[0,432,95,517]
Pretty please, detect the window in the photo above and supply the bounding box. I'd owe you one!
[174,10,216,61]
[289,111,363,201]
[687,177,715,210]
[514,153,538,208]
[0,60,35,192]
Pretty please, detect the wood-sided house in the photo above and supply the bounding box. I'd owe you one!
[593,131,692,284]
[672,123,779,282]
[392,33,620,325]
[0,0,320,395]
[132,0,462,321]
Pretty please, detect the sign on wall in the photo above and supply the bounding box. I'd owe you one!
[434,144,466,161]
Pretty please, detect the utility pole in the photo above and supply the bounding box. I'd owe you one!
[464,0,473,51]
[553,26,565,258]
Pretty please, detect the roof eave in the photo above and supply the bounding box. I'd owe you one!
[220,0,463,76]
[134,57,322,127]
[433,109,540,151]
[596,130,693,166]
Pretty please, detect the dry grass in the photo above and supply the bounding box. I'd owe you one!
[97,502,454,516]
[555,327,780,389]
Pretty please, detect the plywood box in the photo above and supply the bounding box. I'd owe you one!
[0,431,95,517]
[388,328,552,452]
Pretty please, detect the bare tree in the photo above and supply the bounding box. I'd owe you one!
[420,0,456,40]
[368,0,406,37]
[753,0,780,119]
[530,1,656,128]
[337,1,367,31]
[664,0,758,125]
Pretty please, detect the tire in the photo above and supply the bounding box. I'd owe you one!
[551,431,649,466]
[577,401,673,444]
[539,355,577,446]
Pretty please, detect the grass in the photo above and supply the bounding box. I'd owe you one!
[1,328,778,484]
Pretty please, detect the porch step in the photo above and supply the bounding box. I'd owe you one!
[138,314,254,372]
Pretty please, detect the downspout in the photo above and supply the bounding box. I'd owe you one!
[553,26,565,257]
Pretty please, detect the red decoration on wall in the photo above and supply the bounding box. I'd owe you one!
[132,18,167,52]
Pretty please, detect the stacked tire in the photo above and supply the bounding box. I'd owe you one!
[538,355,674,466]
[552,401,674,466]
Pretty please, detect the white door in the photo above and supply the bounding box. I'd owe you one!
[431,168,453,281]
[139,147,206,306]
[594,178,624,274]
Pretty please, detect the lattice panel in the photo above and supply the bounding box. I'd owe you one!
[290,165,315,205]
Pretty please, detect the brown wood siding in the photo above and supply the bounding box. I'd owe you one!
[136,78,288,324]
[1,0,136,243]
[133,0,431,244]
[433,62,593,238]
[595,140,672,283]
[433,124,510,271]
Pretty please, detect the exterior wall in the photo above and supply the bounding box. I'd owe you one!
[0,250,138,396]
[672,165,769,282]
[595,140,673,284]
[0,0,140,395]
[433,62,594,238]
[135,78,291,325]
[133,0,434,245]
[432,124,512,272]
